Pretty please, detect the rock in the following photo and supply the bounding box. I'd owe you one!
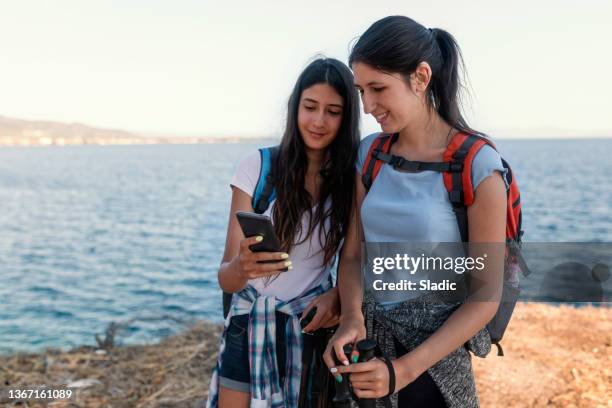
[67,378,102,389]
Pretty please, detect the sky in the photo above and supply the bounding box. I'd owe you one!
[1,0,611,139]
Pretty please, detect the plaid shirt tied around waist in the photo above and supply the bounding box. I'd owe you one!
[206,278,332,408]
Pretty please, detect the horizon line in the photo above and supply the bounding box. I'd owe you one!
[2,113,611,141]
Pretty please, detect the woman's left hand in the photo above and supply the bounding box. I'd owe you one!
[334,357,417,399]
[300,287,340,332]
[334,358,392,399]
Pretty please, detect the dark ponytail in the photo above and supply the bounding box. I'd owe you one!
[350,16,472,132]
[428,28,469,131]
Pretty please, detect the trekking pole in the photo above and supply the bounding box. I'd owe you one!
[297,307,318,408]
[332,344,353,408]
[356,339,378,408]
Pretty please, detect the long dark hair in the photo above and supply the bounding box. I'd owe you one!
[272,58,360,266]
[349,16,472,132]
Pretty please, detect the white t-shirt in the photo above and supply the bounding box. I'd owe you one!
[230,150,333,301]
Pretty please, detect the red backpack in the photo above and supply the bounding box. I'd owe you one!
[361,131,527,355]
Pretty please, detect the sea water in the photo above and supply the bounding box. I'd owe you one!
[0,139,610,353]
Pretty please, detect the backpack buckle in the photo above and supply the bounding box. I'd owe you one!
[450,161,464,172]
[391,156,423,172]
[390,155,405,169]
[449,190,464,205]
[373,149,393,163]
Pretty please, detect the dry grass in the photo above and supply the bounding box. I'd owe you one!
[1,303,610,407]
[0,322,222,408]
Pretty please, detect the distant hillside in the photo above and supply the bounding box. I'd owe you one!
[0,115,248,146]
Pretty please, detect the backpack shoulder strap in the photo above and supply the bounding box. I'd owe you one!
[224,146,279,319]
[441,133,527,353]
[442,132,490,242]
[361,133,396,192]
[252,145,279,214]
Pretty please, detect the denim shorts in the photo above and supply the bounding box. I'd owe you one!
[218,311,290,393]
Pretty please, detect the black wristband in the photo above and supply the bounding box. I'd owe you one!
[381,357,396,397]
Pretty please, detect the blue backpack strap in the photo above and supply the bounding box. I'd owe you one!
[252,146,279,214]
[223,146,280,319]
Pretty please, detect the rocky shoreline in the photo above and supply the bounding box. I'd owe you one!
[1,303,610,407]
[0,115,272,146]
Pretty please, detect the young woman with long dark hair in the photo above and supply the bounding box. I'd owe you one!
[324,16,507,407]
[206,57,360,408]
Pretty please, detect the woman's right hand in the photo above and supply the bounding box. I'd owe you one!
[323,313,367,368]
[234,235,292,280]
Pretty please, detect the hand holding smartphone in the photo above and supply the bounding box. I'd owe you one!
[236,211,290,273]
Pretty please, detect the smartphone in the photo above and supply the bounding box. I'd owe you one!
[235,211,288,271]
[300,306,318,333]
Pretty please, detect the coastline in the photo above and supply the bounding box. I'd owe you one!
[1,303,610,407]
[0,136,272,147]
[0,114,278,146]
[2,136,611,147]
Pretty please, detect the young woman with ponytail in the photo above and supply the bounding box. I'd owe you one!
[323,16,507,407]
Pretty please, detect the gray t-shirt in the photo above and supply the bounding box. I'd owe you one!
[356,133,507,304]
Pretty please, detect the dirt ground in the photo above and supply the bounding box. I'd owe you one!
[1,303,610,407]
[473,303,611,407]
